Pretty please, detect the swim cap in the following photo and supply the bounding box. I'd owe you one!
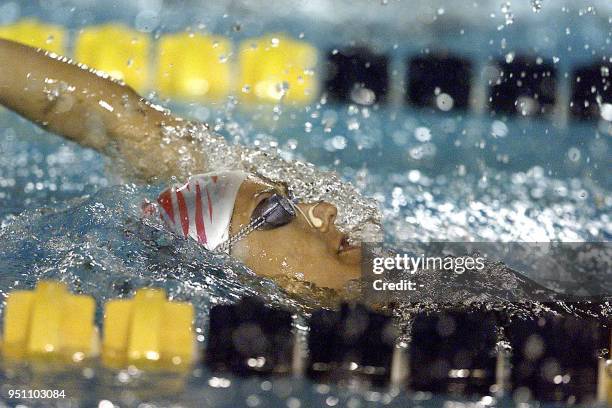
[156,171,248,251]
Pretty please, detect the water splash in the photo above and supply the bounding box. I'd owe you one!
[160,122,383,245]
[0,185,315,321]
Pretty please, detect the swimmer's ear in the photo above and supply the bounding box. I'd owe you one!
[291,202,323,229]
[307,204,324,228]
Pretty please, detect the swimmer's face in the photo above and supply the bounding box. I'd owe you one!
[229,179,361,290]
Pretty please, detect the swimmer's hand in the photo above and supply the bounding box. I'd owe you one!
[0,38,206,181]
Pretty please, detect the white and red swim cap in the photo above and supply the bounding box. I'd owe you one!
[155,171,248,251]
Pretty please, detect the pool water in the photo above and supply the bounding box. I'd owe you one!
[0,0,611,406]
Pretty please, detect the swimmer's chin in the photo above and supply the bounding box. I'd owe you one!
[337,245,361,265]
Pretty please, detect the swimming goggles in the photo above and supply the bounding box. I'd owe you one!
[216,193,297,253]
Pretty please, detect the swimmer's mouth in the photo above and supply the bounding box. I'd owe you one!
[338,235,359,254]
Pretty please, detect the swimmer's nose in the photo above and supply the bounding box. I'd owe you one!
[313,202,337,233]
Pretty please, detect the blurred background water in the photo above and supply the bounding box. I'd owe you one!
[0,0,610,406]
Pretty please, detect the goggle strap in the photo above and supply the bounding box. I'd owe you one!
[216,216,265,253]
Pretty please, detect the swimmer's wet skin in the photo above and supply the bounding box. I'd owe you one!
[0,38,362,290]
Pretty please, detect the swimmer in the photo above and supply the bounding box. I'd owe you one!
[0,38,368,290]
[1,39,610,321]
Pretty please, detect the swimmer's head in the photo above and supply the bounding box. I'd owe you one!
[155,171,361,290]
[229,177,361,290]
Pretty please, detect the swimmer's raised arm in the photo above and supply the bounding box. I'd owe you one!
[0,38,206,181]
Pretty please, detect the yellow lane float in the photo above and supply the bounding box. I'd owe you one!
[0,18,66,54]
[74,24,150,92]
[238,34,318,105]
[1,280,98,363]
[102,287,195,371]
[157,32,233,101]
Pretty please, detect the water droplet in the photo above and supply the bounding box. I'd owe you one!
[414,127,432,142]
[347,117,360,131]
[567,147,581,162]
[331,135,347,150]
[408,170,421,183]
[435,93,454,111]
[600,103,612,121]
[286,139,298,150]
[349,87,376,105]
[491,120,509,138]
[531,0,543,13]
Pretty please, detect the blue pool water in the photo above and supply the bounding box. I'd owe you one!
[0,0,611,406]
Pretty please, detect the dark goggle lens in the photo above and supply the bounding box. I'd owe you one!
[251,194,296,230]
